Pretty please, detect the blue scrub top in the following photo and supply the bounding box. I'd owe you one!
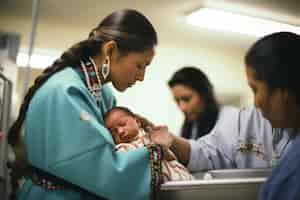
[259,131,300,200]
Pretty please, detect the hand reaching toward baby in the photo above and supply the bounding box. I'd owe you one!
[149,126,176,161]
[150,126,174,149]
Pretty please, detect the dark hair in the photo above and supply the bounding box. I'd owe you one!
[245,32,300,107]
[104,106,135,125]
[8,9,157,146]
[168,66,219,139]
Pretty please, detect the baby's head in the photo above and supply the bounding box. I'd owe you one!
[104,107,141,144]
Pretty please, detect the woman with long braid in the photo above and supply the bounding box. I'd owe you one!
[8,9,167,200]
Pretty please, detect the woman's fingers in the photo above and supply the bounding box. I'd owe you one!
[164,149,177,161]
[150,129,174,149]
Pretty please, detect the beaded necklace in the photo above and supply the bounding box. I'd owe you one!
[80,57,102,106]
[80,57,163,200]
[146,144,164,200]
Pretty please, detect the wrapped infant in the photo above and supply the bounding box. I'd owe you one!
[104,106,194,182]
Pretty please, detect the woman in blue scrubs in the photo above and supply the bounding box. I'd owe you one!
[8,9,164,200]
[245,31,300,200]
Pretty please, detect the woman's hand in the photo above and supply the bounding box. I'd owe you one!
[164,149,177,161]
[151,126,191,165]
[150,125,175,149]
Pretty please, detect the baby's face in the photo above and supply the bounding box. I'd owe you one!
[105,110,140,144]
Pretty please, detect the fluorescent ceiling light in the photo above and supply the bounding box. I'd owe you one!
[186,8,300,37]
[17,53,55,69]
[17,48,61,69]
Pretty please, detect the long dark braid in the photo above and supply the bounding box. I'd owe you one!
[8,9,157,200]
[7,36,106,200]
[7,9,157,200]
[8,9,158,146]
[7,38,103,146]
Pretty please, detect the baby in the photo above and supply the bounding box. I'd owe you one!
[104,106,194,182]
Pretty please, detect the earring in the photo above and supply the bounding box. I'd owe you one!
[102,56,110,81]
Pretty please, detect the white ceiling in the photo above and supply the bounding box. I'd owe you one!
[2,0,300,53]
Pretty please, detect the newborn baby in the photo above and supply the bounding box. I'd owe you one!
[104,106,194,182]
